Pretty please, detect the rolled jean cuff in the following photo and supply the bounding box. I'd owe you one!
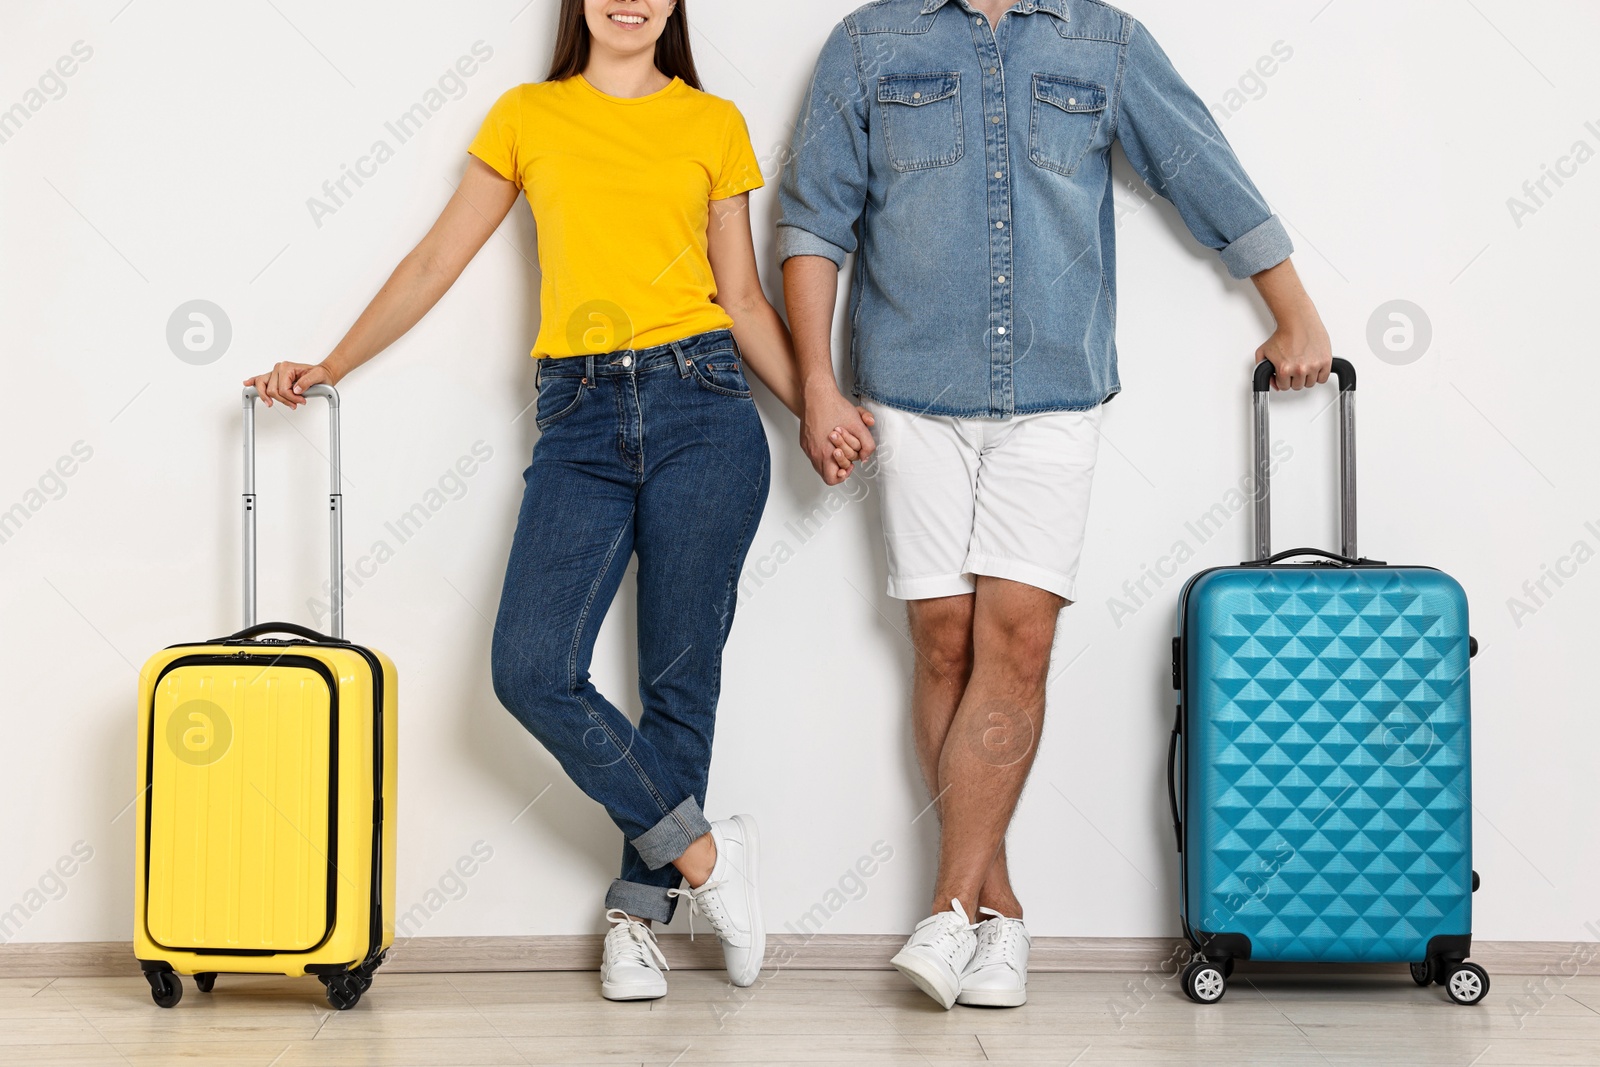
[776,224,850,269]
[1220,214,1294,279]
[605,879,679,924]
[630,796,711,871]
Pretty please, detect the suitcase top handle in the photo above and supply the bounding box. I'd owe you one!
[242,385,345,640]
[1251,358,1358,563]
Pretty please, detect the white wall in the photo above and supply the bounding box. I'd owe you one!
[2,0,1597,947]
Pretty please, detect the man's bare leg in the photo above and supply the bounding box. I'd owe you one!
[928,577,1063,915]
[907,587,1042,919]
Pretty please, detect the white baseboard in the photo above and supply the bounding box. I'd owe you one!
[1,936,1588,978]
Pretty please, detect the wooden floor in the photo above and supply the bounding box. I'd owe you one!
[6,967,1599,1066]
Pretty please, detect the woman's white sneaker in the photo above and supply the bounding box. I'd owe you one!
[666,815,766,987]
[957,908,1030,1007]
[890,899,978,1010]
[599,908,669,1001]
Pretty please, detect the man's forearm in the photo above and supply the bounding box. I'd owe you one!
[1251,258,1320,331]
[1250,256,1334,390]
[782,255,845,399]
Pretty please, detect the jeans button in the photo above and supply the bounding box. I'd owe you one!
[621,355,633,368]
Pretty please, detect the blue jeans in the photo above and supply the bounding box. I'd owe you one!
[491,329,771,923]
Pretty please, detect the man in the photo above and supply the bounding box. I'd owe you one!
[779,0,1334,1009]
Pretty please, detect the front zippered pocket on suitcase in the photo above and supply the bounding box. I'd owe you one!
[142,654,340,956]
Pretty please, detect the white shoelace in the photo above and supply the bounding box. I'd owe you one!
[915,899,977,955]
[605,908,669,972]
[665,880,730,941]
[969,907,1026,971]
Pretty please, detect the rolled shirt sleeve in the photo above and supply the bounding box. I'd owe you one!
[777,22,870,270]
[1114,20,1293,279]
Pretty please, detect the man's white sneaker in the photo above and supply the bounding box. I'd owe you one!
[957,908,1030,1007]
[890,899,978,1010]
[599,909,668,1001]
[666,814,765,987]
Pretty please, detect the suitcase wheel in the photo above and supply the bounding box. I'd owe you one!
[1182,960,1228,1004]
[1410,960,1433,986]
[321,971,364,1011]
[194,972,217,994]
[1444,962,1490,1006]
[146,970,182,1009]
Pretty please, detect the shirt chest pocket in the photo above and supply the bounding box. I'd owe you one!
[877,72,963,173]
[1029,75,1107,178]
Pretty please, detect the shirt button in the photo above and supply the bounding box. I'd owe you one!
[995,171,1004,179]
[1068,98,1078,106]
[991,116,1001,125]
[997,327,1008,336]
[996,221,1005,229]
[997,275,1006,284]
[989,67,998,75]
[913,92,922,100]
[621,355,633,368]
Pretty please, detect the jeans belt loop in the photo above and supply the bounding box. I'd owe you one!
[671,341,690,379]
[534,357,543,390]
[584,354,597,386]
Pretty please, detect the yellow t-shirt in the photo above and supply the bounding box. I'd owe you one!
[469,75,764,359]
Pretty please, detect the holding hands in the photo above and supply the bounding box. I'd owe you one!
[802,384,877,486]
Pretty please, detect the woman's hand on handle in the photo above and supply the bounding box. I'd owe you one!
[245,362,336,408]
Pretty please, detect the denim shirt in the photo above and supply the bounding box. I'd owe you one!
[777,0,1293,417]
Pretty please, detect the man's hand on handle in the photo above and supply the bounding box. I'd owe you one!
[245,362,338,408]
[1256,320,1333,392]
[1249,258,1334,391]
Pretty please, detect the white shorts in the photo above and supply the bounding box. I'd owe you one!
[866,400,1102,603]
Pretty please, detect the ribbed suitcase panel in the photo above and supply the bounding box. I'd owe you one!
[1184,567,1472,963]
[145,665,332,953]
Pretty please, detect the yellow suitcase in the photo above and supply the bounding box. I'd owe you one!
[135,386,397,1010]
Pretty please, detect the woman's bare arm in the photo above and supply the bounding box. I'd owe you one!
[707,194,804,416]
[246,157,521,406]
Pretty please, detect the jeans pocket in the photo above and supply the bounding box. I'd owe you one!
[1029,74,1107,178]
[689,351,753,399]
[877,72,963,173]
[535,373,586,430]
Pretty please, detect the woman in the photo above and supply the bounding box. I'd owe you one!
[246,0,870,1002]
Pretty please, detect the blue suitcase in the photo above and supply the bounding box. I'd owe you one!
[1168,359,1487,1005]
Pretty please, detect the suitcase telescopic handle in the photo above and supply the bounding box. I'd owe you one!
[242,385,344,639]
[1251,358,1358,562]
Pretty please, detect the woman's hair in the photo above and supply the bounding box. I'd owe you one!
[547,1,702,90]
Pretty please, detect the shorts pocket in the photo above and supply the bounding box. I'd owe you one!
[689,351,752,399]
[877,72,963,173]
[534,373,586,430]
[1029,74,1107,178]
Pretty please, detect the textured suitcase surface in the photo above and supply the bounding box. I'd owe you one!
[1178,564,1472,963]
